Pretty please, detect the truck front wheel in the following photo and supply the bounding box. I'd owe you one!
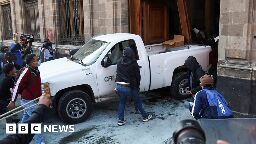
[171,72,191,100]
[57,90,93,124]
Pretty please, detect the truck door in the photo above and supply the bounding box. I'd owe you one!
[96,39,149,96]
[96,42,124,96]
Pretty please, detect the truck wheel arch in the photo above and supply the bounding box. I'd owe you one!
[172,66,188,80]
[170,66,190,100]
[54,84,95,108]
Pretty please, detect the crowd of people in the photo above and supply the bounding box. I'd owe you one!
[0,33,55,144]
[0,34,55,75]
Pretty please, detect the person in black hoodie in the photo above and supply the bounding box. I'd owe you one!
[115,47,152,126]
[0,63,17,123]
[184,56,205,96]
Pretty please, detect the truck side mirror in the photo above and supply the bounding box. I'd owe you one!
[101,56,111,68]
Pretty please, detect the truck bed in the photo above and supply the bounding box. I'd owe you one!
[145,44,208,56]
[146,44,211,90]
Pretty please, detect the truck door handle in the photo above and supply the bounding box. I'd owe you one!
[139,66,142,69]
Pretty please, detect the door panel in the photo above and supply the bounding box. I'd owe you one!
[142,0,169,44]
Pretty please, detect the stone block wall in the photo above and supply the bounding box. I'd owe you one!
[217,0,256,115]
[84,0,129,41]
[0,5,3,40]
[38,0,57,42]
[219,0,254,61]
[1,0,130,43]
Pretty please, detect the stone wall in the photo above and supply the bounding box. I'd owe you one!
[217,0,256,115]
[38,0,57,42]
[0,0,130,43]
[219,0,254,61]
[84,0,129,41]
[0,5,3,40]
[0,0,10,40]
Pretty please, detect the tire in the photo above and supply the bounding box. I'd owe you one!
[57,90,93,124]
[171,72,190,100]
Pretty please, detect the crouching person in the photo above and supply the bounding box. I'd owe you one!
[190,74,233,119]
[115,47,152,126]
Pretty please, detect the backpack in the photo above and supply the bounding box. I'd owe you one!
[204,89,233,118]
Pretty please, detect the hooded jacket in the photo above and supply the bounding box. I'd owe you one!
[116,47,140,89]
[184,56,205,94]
[191,87,233,119]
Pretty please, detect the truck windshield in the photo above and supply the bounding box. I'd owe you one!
[73,39,109,65]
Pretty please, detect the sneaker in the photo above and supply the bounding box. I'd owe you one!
[143,114,152,122]
[117,120,126,126]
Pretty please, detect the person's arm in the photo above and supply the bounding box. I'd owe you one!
[0,96,51,144]
[2,78,13,99]
[8,68,30,110]
[134,62,141,87]
[191,91,203,119]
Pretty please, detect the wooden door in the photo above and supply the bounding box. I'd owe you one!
[142,0,169,44]
[129,0,142,36]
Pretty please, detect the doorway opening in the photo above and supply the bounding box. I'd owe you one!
[129,0,220,46]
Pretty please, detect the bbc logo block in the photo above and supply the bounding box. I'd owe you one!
[6,123,16,134]
[6,123,42,134]
[6,123,74,134]
[31,124,41,134]
[18,124,28,134]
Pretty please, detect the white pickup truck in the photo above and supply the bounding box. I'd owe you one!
[39,33,211,123]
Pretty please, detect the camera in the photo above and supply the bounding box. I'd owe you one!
[173,119,206,144]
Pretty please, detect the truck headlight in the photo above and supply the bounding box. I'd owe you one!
[41,82,51,96]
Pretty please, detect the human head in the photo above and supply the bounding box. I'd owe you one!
[44,38,50,43]
[26,54,38,68]
[123,47,135,60]
[3,63,17,77]
[4,52,15,62]
[0,46,8,53]
[184,56,200,71]
[199,74,214,88]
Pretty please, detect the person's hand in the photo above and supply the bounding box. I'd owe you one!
[7,101,16,110]
[38,96,52,108]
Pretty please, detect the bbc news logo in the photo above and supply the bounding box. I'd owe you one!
[6,123,75,134]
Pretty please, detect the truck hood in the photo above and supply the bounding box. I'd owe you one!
[39,57,85,82]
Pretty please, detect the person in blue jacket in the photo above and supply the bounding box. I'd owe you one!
[10,40,24,69]
[190,74,233,119]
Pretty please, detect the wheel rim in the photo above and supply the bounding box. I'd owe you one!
[66,98,87,119]
[178,79,190,96]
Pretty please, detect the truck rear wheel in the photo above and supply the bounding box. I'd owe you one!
[171,72,191,100]
[57,90,93,124]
